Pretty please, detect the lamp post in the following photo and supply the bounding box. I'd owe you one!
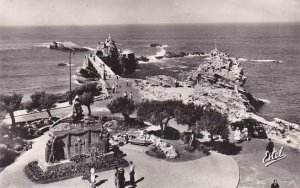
[69,50,74,105]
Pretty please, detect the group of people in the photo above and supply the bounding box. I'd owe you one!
[234,127,249,143]
[89,161,135,188]
[111,77,133,100]
[123,91,133,100]
[114,161,135,188]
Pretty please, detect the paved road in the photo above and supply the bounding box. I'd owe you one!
[0,133,239,188]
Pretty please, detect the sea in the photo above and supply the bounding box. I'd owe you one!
[0,23,300,124]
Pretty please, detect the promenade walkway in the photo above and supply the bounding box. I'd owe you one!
[0,133,240,188]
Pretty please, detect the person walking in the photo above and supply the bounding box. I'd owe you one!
[119,168,125,188]
[129,92,133,100]
[112,85,115,94]
[114,167,119,188]
[123,91,128,98]
[234,127,242,143]
[266,138,274,158]
[242,127,249,142]
[129,161,135,187]
[90,167,96,188]
[126,79,129,87]
[271,179,280,188]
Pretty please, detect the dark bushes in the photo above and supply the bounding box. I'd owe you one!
[24,157,129,183]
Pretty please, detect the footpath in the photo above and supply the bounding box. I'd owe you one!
[0,133,240,188]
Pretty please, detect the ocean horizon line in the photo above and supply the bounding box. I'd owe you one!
[1,21,300,28]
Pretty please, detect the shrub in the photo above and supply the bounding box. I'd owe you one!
[24,157,129,183]
[0,147,19,168]
[145,146,166,159]
[107,97,135,122]
[0,93,23,125]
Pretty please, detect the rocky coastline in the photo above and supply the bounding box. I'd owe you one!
[131,48,300,149]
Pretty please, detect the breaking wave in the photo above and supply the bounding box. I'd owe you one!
[251,59,283,63]
[155,46,167,57]
[258,98,271,104]
[139,46,167,64]
[238,57,248,62]
[34,43,51,48]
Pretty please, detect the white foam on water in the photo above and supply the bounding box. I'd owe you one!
[251,59,283,63]
[137,60,149,64]
[238,57,248,62]
[83,47,95,51]
[143,47,167,63]
[258,98,271,104]
[156,46,166,57]
[33,43,51,48]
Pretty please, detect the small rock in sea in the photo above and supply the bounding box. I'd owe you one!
[150,43,162,47]
[136,56,150,62]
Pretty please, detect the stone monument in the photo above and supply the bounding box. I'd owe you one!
[38,114,124,174]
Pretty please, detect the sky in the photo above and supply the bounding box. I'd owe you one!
[0,0,299,26]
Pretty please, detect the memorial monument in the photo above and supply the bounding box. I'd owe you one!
[24,103,128,183]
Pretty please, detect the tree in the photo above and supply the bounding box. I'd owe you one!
[174,103,204,128]
[74,82,99,96]
[107,97,135,121]
[137,100,183,136]
[79,92,94,116]
[197,108,229,142]
[0,93,23,126]
[26,91,57,118]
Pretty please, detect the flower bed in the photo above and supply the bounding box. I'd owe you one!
[24,156,128,183]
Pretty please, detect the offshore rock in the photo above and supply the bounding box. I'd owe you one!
[49,41,89,51]
[150,43,163,47]
[136,56,150,62]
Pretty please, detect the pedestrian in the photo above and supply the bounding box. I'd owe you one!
[271,179,280,188]
[124,91,128,98]
[112,85,115,94]
[116,75,119,81]
[114,167,119,188]
[234,127,242,143]
[242,127,249,142]
[126,79,129,87]
[90,167,96,188]
[129,161,135,186]
[129,92,133,100]
[266,138,274,158]
[119,168,125,188]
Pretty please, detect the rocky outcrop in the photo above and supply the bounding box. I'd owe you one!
[75,35,138,83]
[136,56,150,62]
[133,48,300,148]
[163,51,206,58]
[49,41,89,51]
[150,43,163,47]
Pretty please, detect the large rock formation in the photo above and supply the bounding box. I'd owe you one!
[75,35,138,83]
[132,48,300,149]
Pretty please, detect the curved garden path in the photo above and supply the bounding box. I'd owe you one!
[0,133,239,188]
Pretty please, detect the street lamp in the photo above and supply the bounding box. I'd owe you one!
[69,49,75,105]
